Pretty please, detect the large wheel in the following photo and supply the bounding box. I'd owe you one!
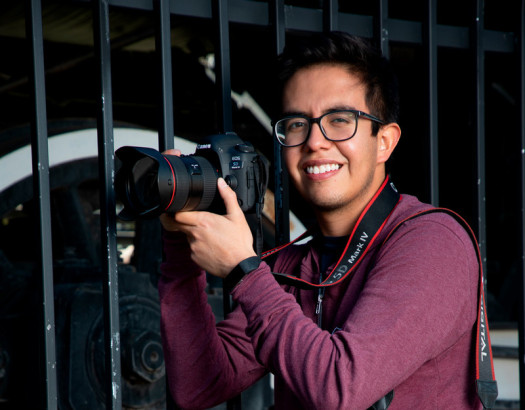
[0,122,189,409]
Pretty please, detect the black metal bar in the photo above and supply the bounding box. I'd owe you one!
[154,2,175,407]
[472,0,487,276]
[25,0,58,407]
[93,0,122,408]
[212,0,233,133]
[155,0,174,151]
[86,0,516,53]
[518,0,525,406]
[374,0,389,58]
[271,0,285,54]
[211,1,239,408]
[270,0,290,246]
[323,0,338,32]
[425,0,439,206]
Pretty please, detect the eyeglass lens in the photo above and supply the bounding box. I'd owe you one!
[275,111,358,146]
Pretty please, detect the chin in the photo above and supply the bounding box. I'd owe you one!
[313,202,346,213]
[308,195,346,212]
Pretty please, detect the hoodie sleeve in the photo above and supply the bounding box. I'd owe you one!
[158,231,268,409]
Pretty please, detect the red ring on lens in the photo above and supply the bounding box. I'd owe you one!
[162,156,176,211]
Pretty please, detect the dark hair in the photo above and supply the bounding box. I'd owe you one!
[276,32,399,135]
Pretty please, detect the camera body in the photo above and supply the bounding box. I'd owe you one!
[115,133,268,220]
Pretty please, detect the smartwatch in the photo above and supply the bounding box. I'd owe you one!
[224,256,261,290]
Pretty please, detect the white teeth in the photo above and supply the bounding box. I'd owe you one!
[306,164,340,174]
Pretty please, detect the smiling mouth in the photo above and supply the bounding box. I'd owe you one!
[305,164,341,175]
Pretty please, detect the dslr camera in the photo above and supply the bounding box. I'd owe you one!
[115,133,269,220]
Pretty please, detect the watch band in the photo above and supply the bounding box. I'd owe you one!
[224,256,261,291]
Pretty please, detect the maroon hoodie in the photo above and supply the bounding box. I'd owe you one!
[159,194,482,409]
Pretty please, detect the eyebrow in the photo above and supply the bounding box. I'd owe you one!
[281,105,358,117]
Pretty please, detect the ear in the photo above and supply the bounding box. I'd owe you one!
[376,122,401,164]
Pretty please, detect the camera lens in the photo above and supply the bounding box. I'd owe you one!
[164,155,219,213]
[115,146,223,220]
[129,156,160,211]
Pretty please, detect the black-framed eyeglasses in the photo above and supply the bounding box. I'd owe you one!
[273,109,384,147]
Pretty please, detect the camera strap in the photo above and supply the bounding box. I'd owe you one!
[382,208,498,409]
[253,155,268,256]
[262,175,401,289]
[261,176,498,409]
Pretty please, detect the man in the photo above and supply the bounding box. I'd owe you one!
[159,32,482,409]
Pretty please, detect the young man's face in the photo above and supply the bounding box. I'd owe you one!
[281,63,387,217]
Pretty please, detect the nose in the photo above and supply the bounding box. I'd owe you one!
[304,122,331,151]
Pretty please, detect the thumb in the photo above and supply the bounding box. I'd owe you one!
[217,178,243,217]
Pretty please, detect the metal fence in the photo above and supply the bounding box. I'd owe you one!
[4,0,524,408]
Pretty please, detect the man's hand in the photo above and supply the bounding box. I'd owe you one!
[161,176,257,278]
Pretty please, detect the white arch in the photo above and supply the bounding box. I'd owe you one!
[0,128,197,193]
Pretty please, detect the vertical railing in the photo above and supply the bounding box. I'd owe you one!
[93,0,122,408]
[518,0,525,402]
[472,0,488,276]
[323,0,338,32]
[155,2,175,408]
[425,0,439,206]
[270,0,289,246]
[155,0,175,152]
[213,0,233,134]
[374,0,389,59]
[26,0,58,407]
[211,1,241,408]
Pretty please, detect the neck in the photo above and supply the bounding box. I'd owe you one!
[315,207,361,237]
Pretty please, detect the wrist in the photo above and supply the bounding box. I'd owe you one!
[224,256,261,291]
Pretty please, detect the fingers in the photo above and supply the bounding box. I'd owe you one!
[217,178,243,218]
[172,178,242,227]
[160,212,186,232]
[163,148,182,156]
[163,177,243,231]
[173,211,197,228]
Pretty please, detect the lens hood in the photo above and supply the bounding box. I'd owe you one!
[115,146,176,220]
